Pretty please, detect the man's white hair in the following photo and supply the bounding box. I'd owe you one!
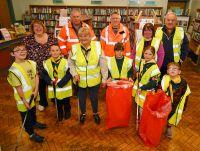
[165,11,177,20]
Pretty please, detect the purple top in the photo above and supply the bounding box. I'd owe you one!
[132,39,165,69]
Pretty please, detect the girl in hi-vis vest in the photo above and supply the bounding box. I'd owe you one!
[42,44,72,122]
[161,62,191,139]
[133,46,160,119]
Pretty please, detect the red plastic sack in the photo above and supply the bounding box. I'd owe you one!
[106,80,133,129]
[139,89,171,147]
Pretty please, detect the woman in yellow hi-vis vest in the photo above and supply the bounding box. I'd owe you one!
[42,44,72,122]
[7,44,46,143]
[161,62,191,139]
[106,42,133,81]
[68,27,107,124]
[133,46,160,118]
[133,23,165,72]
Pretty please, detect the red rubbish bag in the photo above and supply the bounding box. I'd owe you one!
[106,80,133,129]
[139,89,171,147]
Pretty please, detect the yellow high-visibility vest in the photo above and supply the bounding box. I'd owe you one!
[155,27,184,63]
[43,58,72,99]
[161,75,191,126]
[133,60,160,108]
[71,41,102,88]
[106,56,133,79]
[7,60,36,112]
[135,37,161,71]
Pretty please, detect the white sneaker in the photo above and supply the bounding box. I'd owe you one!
[38,105,45,111]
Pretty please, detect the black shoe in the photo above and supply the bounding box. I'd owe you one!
[80,114,86,124]
[64,111,71,120]
[93,114,100,124]
[34,122,47,129]
[30,133,44,143]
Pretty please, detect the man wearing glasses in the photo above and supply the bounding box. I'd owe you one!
[155,12,189,76]
[100,12,131,57]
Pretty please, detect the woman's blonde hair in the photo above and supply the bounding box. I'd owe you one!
[30,20,47,34]
[78,26,90,36]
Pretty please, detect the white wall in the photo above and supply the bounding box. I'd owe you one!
[12,0,167,20]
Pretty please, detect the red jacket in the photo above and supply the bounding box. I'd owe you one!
[100,23,131,57]
[58,21,96,56]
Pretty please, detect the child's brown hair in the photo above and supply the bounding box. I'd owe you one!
[167,62,181,70]
[114,42,124,51]
[143,45,156,55]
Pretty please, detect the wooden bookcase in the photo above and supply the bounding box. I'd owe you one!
[28,5,163,37]
[189,9,200,69]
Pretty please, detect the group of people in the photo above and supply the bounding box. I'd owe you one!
[7,9,191,143]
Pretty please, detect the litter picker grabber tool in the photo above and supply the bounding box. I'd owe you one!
[53,83,59,124]
[15,94,34,151]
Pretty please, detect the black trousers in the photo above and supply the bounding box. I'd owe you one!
[39,78,48,107]
[19,106,36,135]
[51,97,71,118]
[78,84,99,114]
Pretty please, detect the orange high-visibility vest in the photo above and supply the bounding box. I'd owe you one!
[100,23,131,57]
[58,21,96,56]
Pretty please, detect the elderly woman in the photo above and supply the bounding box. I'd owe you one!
[22,20,55,111]
[133,23,165,71]
[68,27,107,124]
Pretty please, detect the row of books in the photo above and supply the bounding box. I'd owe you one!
[31,14,59,20]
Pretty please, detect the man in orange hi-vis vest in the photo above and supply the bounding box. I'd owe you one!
[58,9,96,57]
[100,12,131,57]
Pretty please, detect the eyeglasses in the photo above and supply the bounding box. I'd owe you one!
[13,48,27,52]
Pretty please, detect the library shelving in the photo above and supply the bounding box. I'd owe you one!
[189,9,200,69]
[28,5,163,37]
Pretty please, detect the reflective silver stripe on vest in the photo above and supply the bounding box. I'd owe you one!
[139,94,145,100]
[151,68,160,77]
[78,65,97,71]
[80,73,100,80]
[60,45,66,49]
[67,39,79,42]
[48,86,72,92]
[10,67,32,93]
[174,52,180,56]
[17,98,32,105]
[58,36,66,42]
[100,36,106,41]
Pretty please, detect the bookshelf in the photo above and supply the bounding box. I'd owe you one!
[188,9,200,69]
[28,5,163,37]
[177,16,190,32]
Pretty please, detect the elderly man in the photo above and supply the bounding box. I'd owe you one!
[155,12,189,76]
[58,9,96,57]
[100,12,131,57]
[68,27,107,124]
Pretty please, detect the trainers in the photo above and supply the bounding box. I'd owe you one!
[30,133,44,143]
[80,114,86,124]
[93,113,100,124]
[34,122,47,129]
[165,127,172,139]
[38,105,45,111]
[64,112,71,120]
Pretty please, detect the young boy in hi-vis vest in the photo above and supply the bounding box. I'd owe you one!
[106,42,133,81]
[161,62,191,138]
[42,44,72,122]
[133,46,160,118]
[7,44,46,143]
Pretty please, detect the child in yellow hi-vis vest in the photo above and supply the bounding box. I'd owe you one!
[161,62,191,138]
[133,46,160,118]
[7,44,46,143]
[106,42,133,81]
[42,44,72,122]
